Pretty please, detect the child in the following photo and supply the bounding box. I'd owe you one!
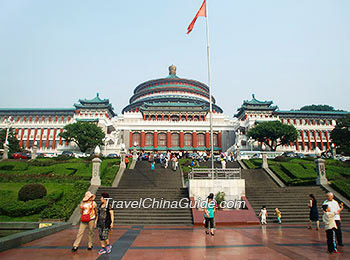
[95,193,114,255]
[151,161,155,170]
[259,206,268,225]
[322,204,342,254]
[274,208,282,224]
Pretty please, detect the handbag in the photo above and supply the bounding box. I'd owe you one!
[81,202,93,223]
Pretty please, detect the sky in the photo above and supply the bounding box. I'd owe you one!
[0,0,349,117]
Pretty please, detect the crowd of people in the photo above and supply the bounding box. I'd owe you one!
[258,192,345,254]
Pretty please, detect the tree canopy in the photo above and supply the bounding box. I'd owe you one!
[0,128,21,154]
[59,122,105,153]
[300,104,342,112]
[330,115,350,156]
[247,121,298,151]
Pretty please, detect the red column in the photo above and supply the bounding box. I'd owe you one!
[325,131,330,150]
[33,128,38,146]
[154,131,158,148]
[179,115,181,121]
[59,129,63,146]
[185,114,188,121]
[129,131,133,147]
[218,132,222,148]
[301,131,305,151]
[313,131,318,149]
[52,129,57,149]
[192,132,197,148]
[161,114,164,121]
[199,115,201,121]
[39,128,44,149]
[46,129,51,149]
[179,131,184,148]
[19,129,25,148]
[307,131,312,150]
[205,132,210,148]
[140,131,145,148]
[166,131,171,148]
[319,131,324,150]
[26,129,31,149]
[143,114,146,120]
[295,138,299,151]
[168,114,171,120]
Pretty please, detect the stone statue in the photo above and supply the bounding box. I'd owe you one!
[169,64,176,75]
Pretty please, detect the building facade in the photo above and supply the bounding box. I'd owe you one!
[1,68,349,155]
[235,95,350,153]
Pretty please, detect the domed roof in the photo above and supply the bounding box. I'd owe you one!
[122,65,223,114]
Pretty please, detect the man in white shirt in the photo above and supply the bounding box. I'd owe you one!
[323,192,344,247]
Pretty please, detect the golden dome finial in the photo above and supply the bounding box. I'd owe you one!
[168,64,176,75]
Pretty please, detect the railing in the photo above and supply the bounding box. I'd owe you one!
[189,168,241,179]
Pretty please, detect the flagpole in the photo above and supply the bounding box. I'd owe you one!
[204,0,215,176]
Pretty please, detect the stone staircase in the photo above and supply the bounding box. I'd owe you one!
[96,161,193,225]
[242,168,350,224]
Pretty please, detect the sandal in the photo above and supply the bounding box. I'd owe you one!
[71,247,78,252]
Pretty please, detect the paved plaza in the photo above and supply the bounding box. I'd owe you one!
[0,224,349,260]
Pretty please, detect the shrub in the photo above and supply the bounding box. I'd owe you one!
[330,180,350,200]
[28,159,57,167]
[269,165,293,185]
[215,192,225,208]
[243,160,259,169]
[274,156,288,162]
[0,198,49,217]
[18,183,47,201]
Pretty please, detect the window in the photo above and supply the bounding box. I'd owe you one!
[158,133,166,146]
[171,133,179,147]
[145,133,153,146]
[132,133,141,146]
[184,133,192,147]
[197,133,205,147]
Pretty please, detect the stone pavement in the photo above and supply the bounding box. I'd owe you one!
[0,224,349,260]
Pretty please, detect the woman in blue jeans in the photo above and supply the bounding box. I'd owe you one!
[204,193,216,236]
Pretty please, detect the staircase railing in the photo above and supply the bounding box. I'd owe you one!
[189,168,241,179]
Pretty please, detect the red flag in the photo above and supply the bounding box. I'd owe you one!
[187,0,206,34]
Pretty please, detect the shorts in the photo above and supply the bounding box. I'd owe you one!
[204,217,214,229]
[98,227,111,241]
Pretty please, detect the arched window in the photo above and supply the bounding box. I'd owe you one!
[158,133,166,146]
[184,133,192,147]
[132,133,141,146]
[145,133,154,147]
[197,133,205,147]
[171,133,180,147]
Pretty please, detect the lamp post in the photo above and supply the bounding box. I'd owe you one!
[248,137,253,152]
[32,141,38,160]
[331,143,336,159]
[91,145,102,186]
[133,141,137,161]
[120,143,126,168]
[261,143,268,169]
[2,117,12,160]
[315,146,327,185]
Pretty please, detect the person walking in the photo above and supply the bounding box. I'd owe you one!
[204,193,216,236]
[259,206,268,225]
[274,208,282,224]
[308,194,320,230]
[72,191,97,252]
[323,192,344,246]
[125,157,129,168]
[95,192,114,255]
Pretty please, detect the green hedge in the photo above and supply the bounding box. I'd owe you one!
[242,159,259,169]
[330,180,350,200]
[40,181,89,220]
[280,163,316,180]
[269,165,293,185]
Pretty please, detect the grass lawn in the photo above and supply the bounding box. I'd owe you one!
[0,158,120,222]
[243,158,350,199]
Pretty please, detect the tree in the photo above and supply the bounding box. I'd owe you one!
[330,115,350,156]
[59,122,105,153]
[300,104,345,112]
[247,121,298,151]
[0,128,21,154]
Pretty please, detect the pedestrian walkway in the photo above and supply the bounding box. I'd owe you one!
[0,224,349,259]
